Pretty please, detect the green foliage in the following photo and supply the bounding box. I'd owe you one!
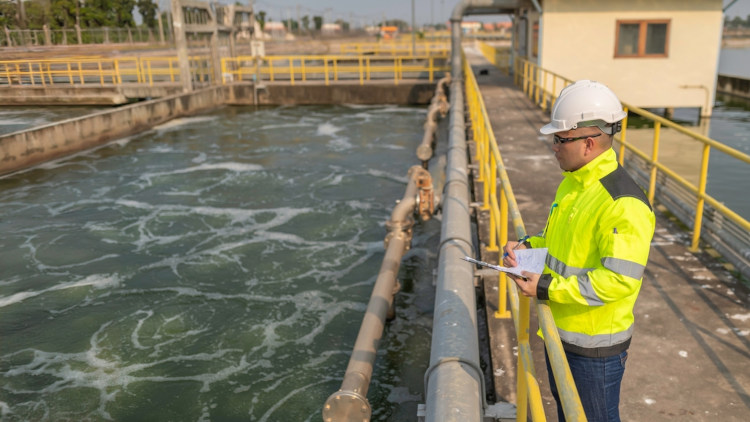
[256,10,266,30]
[114,0,136,27]
[334,19,348,31]
[725,15,750,28]
[137,0,158,28]
[313,15,322,30]
[25,0,50,29]
[0,2,18,28]
[300,15,309,31]
[50,0,78,29]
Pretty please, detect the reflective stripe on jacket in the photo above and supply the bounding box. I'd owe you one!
[530,148,655,357]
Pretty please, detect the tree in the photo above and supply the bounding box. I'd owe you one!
[24,0,51,29]
[256,10,266,30]
[334,19,349,32]
[301,14,309,32]
[137,0,158,28]
[80,0,115,27]
[283,19,298,31]
[50,0,78,29]
[313,15,322,30]
[0,2,18,28]
[114,0,136,27]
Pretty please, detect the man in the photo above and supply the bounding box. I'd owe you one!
[502,80,656,421]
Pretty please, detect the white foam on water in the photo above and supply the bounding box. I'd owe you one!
[137,162,263,186]
[260,122,312,130]
[370,106,413,114]
[153,116,218,132]
[0,401,11,418]
[328,137,353,151]
[368,168,409,184]
[257,379,332,422]
[0,274,121,308]
[150,145,175,153]
[316,122,343,137]
[192,152,207,163]
[375,143,406,150]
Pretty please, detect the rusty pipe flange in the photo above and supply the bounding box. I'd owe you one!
[415,171,435,221]
[322,390,371,422]
[384,220,414,250]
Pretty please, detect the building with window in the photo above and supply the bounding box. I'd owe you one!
[512,0,724,116]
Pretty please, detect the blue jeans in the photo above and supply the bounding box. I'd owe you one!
[545,348,628,422]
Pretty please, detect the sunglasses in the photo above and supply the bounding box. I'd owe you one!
[553,133,602,145]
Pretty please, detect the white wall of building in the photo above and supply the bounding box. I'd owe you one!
[537,0,723,114]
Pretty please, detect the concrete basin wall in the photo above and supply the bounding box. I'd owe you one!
[0,86,227,176]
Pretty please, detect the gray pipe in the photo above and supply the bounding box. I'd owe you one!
[423,18,484,422]
[450,0,521,21]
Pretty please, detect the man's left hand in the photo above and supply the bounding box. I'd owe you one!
[509,271,540,298]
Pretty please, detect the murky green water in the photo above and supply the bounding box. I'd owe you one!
[0,105,440,421]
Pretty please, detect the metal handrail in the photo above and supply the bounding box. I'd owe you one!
[475,41,511,74]
[0,55,214,86]
[339,41,450,55]
[221,54,450,86]
[0,53,450,88]
[464,52,586,422]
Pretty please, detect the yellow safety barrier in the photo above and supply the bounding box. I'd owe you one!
[0,53,450,89]
[463,52,587,421]
[339,41,450,55]
[0,56,214,86]
[476,41,511,74]
[512,56,750,255]
[221,54,450,86]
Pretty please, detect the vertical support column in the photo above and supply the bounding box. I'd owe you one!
[75,24,82,44]
[171,0,193,92]
[157,11,166,44]
[43,24,51,45]
[209,10,222,85]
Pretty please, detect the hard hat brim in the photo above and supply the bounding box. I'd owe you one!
[539,123,562,135]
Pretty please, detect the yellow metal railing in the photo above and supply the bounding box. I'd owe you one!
[476,41,511,74]
[339,41,450,55]
[0,53,450,88]
[221,54,450,86]
[464,53,586,422]
[512,56,750,254]
[0,56,214,86]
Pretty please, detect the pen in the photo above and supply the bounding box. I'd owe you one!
[503,235,529,258]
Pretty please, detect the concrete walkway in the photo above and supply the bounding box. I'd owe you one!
[465,48,750,421]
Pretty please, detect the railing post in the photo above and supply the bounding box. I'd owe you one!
[359,57,363,85]
[690,144,711,252]
[648,122,661,205]
[618,107,629,165]
[495,188,511,319]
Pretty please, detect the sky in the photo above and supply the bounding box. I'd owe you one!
[724,0,750,19]
[230,1,488,27]
[167,0,750,28]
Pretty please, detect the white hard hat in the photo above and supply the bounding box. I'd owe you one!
[540,80,627,135]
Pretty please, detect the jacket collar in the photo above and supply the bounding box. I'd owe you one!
[563,148,618,189]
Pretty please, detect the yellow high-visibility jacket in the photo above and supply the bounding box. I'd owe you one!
[529,148,655,357]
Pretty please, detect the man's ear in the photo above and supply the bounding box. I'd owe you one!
[585,136,597,153]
